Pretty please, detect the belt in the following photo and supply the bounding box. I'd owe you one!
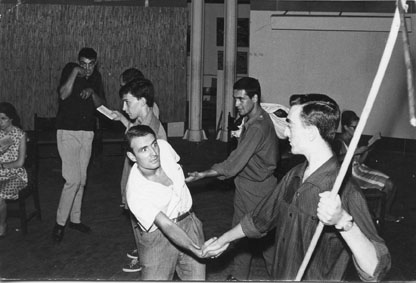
[172,210,192,223]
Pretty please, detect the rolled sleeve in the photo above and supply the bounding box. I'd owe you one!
[353,239,391,282]
[240,213,268,239]
[344,184,392,281]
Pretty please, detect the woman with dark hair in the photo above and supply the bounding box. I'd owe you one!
[0,102,27,237]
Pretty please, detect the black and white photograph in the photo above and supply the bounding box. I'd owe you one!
[0,0,415,282]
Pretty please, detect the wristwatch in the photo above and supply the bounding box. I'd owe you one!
[335,214,354,232]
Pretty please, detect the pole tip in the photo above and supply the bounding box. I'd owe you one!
[410,117,416,127]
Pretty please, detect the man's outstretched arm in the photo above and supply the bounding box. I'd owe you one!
[154,212,202,258]
[185,169,219,183]
[201,224,245,258]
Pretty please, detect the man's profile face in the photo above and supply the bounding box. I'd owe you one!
[78,57,96,78]
[128,134,160,172]
[285,105,309,155]
[122,93,143,120]
[233,89,255,117]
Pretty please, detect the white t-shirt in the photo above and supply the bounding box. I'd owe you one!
[126,139,193,232]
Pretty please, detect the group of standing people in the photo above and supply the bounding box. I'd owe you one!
[119,74,392,281]
[1,46,396,281]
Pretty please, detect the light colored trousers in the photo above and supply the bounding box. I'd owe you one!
[137,213,206,280]
[56,130,94,226]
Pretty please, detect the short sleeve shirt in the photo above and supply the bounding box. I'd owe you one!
[126,139,192,232]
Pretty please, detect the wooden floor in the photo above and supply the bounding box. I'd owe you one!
[0,137,415,281]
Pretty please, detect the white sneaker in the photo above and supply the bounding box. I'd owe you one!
[122,258,143,273]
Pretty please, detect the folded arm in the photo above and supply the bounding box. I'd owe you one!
[1,134,26,169]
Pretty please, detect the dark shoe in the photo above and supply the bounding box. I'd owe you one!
[122,258,143,272]
[68,222,91,233]
[226,275,239,281]
[52,223,65,242]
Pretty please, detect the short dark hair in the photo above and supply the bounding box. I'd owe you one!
[78,47,97,61]
[120,68,145,85]
[233,77,261,103]
[289,93,340,143]
[341,110,359,128]
[119,78,154,107]
[0,102,21,128]
[125,125,156,152]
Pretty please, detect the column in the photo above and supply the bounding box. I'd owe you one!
[218,0,237,142]
[183,0,207,142]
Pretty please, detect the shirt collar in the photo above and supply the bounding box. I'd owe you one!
[243,107,267,129]
[293,155,339,186]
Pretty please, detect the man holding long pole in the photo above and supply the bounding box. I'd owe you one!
[201,94,391,281]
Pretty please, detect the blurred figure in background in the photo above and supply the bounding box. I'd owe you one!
[333,110,403,222]
[53,47,106,243]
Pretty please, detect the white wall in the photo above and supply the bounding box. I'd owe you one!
[250,10,416,139]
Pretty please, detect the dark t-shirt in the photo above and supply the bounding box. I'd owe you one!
[56,62,105,131]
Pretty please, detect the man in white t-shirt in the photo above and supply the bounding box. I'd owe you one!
[125,125,206,280]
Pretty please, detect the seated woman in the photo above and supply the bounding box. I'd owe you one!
[0,102,28,237]
[333,110,403,222]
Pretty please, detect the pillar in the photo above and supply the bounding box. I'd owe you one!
[218,0,237,142]
[183,0,207,142]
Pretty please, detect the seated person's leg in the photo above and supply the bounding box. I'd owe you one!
[383,179,404,222]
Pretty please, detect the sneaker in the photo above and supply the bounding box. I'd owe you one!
[226,275,239,281]
[127,248,139,259]
[122,258,143,272]
[68,222,91,233]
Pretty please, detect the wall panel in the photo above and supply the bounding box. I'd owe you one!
[250,10,416,139]
[0,4,188,129]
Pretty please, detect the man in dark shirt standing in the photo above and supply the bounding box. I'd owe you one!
[186,77,279,280]
[52,47,106,242]
[201,94,391,281]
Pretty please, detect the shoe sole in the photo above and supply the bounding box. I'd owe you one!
[126,254,138,260]
[122,267,142,272]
